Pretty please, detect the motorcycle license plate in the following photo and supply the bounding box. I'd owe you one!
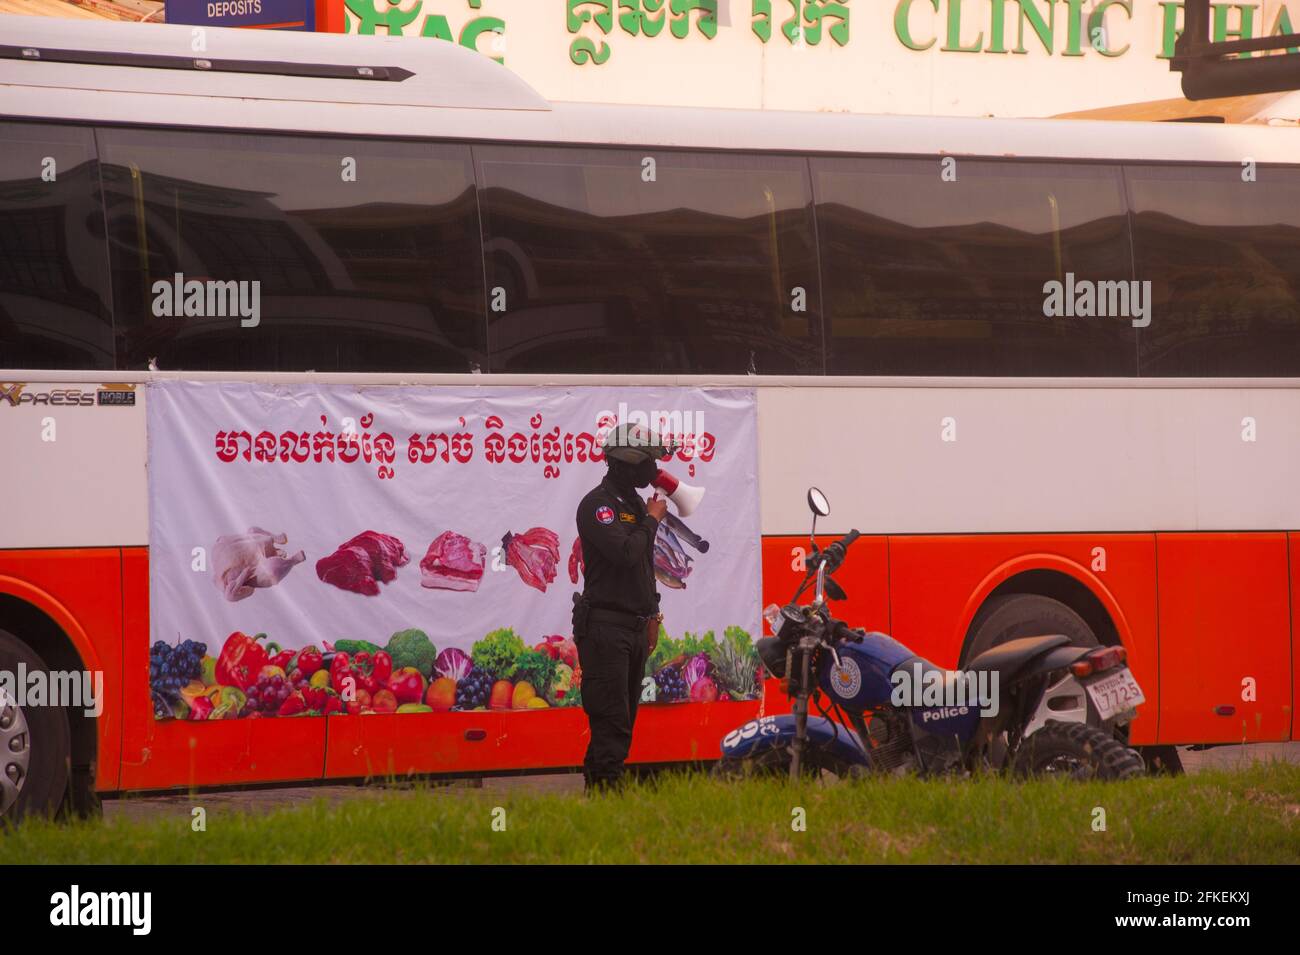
[1085,668,1145,721]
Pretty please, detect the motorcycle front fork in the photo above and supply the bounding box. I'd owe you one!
[789,651,812,781]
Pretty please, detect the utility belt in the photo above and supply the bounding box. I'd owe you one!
[573,593,660,643]
[589,606,654,630]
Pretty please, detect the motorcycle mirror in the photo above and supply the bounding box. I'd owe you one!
[824,577,846,601]
[807,487,830,517]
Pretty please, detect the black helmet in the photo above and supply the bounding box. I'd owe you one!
[601,423,675,464]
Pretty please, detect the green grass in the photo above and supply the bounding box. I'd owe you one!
[4,764,1298,864]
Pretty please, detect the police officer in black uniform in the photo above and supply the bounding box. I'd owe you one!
[572,423,672,792]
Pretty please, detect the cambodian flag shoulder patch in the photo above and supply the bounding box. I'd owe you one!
[595,505,615,525]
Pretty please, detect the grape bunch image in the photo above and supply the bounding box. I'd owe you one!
[150,639,208,720]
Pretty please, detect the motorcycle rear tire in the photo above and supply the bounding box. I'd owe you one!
[1013,721,1145,781]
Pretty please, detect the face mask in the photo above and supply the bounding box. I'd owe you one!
[631,458,658,488]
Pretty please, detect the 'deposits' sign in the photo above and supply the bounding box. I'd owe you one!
[338,0,1300,118]
[167,0,314,29]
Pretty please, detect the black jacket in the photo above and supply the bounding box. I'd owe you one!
[576,475,660,617]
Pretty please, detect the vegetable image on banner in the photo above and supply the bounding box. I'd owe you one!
[147,382,761,721]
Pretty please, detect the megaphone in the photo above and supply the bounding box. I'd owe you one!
[652,469,705,517]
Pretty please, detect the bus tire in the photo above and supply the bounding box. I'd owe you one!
[1136,744,1185,776]
[66,763,102,818]
[961,593,1099,667]
[0,628,71,823]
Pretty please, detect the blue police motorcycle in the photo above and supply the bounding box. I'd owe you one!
[716,488,1146,782]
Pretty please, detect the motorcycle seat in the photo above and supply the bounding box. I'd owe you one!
[965,634,1073,681]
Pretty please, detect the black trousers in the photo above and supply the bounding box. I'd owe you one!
[576,619,648,788]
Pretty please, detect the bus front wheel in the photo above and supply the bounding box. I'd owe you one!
[0,628,70,823]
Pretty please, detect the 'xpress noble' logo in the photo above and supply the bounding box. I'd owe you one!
[50,885,151,935]
[151,273,261,328]
[0,383,95,407]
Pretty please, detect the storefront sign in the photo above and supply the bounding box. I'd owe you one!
[335,1,1300,117]
[167,0,315,30]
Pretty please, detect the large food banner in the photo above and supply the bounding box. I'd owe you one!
[147,382,761,721]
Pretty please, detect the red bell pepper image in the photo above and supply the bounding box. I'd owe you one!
[267,643,294,672]
[215,631,269,691]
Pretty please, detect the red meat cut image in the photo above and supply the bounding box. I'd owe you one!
[502,526,560,593]
[316,530,410,596]
[567,535,584,584]
[420,531,486,592]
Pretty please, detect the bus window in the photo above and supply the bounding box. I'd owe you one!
[96,129,485,373]
[811,158,1136,377]
[474,145,822,374]
[0,122,114,370]
[1127,163,1300,377]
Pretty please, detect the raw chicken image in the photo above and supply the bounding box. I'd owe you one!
[567,536,584,584]
[502,527,561,593]
[316,530,409,596]
[420,531,486,592]
[212,527,305,602]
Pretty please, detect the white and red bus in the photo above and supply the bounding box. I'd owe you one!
[2,15,1298,818]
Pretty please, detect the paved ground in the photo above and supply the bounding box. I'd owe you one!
[103,743,1300,822]
[1177,742,1300,773]
[104,771,587,822]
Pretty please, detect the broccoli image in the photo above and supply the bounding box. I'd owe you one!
[385,629,438,678]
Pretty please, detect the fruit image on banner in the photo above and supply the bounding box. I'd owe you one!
[146,382,761,720]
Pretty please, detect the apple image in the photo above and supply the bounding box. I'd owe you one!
[387,667,427,706]
[425,677,456,712]
[371,689,399,714]
[489,679,514,711]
